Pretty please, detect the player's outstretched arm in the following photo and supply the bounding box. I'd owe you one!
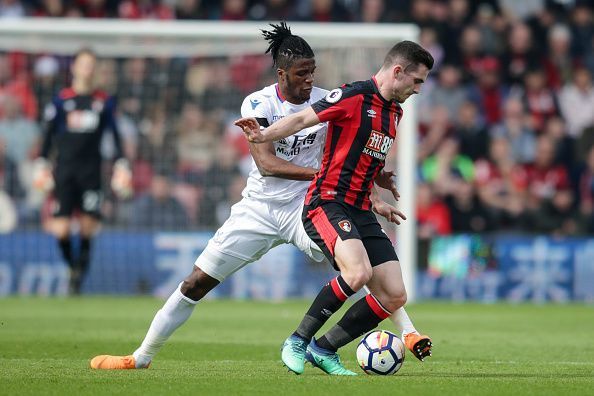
[235,107,321,143]
[249,141,318,181]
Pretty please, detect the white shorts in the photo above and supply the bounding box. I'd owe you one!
[195,196,326,281]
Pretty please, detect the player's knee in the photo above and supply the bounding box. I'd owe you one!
[383,289,407,312]
[342,265,372,291]
[180,267,219,301]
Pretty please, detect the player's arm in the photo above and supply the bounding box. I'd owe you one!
[250,140,317,180]
[236,107,320,144]
[375,169,400,201]
[32,98,60,192]
[370,186,406,225]
[105,97,132,199]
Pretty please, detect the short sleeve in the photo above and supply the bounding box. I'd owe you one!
[311,87,356,123]
[241,93,269,119]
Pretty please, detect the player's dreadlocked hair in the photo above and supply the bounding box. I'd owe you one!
[261,22,314,69]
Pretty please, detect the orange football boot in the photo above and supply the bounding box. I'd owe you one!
[403,333,433,361]
[90,355,143,369]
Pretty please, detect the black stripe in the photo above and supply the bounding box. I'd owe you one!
[335,94,373,203]
[255,117,269,127]
[310,124,343,206]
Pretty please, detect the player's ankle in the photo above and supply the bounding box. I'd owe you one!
[132,352,151,368]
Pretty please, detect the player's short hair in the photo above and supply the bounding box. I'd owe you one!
[74,47,97,60]
[382,40,434,71]
[261,22,315,70]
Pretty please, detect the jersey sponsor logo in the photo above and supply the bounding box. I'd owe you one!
[272,114,284,122]
[275,132,318,157]
[367,109,377,118]
[66,110,100,133]
[363,130,394,161]
[325,88,343,103]
[338,220,351,233]
[250,99,261,110]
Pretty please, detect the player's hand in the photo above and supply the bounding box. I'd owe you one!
[372,200,406,225]
[375,170,400,201]
[234,117,265,143]
[111,159,133,200]
[32,158,54,193]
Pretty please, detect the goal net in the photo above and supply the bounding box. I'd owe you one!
[0,19,419,298]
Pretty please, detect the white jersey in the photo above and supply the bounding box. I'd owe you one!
[240,84,328,203]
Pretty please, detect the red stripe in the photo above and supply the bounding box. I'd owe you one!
[320,96,362,200]
[309,207,338,256]
[330,277,348,301]
[365,294,391,319]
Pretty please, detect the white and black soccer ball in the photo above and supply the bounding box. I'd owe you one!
[356,330,405,375]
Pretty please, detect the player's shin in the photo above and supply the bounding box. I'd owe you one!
[293,275,355,341]
[315,293,392,352]
[133,283,198,368]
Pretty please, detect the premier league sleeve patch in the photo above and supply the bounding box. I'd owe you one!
[325,88,343,103]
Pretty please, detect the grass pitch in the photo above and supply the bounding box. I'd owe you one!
[0,298,592,395]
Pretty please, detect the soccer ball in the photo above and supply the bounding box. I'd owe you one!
[356,330,405,375]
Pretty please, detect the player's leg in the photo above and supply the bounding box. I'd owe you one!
[74,212,100,293]
[282,203,371,375]
[91,198,279,369]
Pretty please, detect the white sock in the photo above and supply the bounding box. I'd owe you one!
[133,283,198,368]
[389,307,418,338]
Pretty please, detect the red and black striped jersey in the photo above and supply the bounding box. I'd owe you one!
[305,77,403,210]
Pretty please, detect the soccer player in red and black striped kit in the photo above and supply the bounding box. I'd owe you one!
[237,40,434,375]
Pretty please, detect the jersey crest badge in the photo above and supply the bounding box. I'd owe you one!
[250,99,261,110]
[325,88,343,103]
[338,220,351,233]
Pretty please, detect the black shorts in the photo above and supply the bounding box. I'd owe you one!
[53,167,102,218]
[302,201,398,270]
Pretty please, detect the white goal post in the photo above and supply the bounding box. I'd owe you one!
[0,18,419,301]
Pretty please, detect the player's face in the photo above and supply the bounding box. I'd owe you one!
[391,63,430,103]
[71,53,97,83]
[279,58,316,104]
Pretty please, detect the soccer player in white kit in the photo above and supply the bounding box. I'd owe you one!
[90,22,431,371]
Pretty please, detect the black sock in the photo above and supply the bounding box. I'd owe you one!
[316,294,392,352]
[58,238,74,269]
[78,237,92,275]
[293,275,355,341]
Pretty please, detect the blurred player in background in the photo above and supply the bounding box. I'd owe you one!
[90,23,430,371]
[238,40,434,375]
[33,48,131,295]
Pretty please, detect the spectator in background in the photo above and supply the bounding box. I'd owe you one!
[356,0,390,23]
[490,96,536,164]
[0,0,25,18]
[541,116,574,168]
[0,96,40,164]
[298,0,352,22]
[453,25,484,77]
[138,103,177,175]
[248,0,295,21]
[445,177,492,233]
[516,135,575,234]
[130,173,189,230]
[418,105,451,161]
[474,2,504,56]
[417,182,452,238]
[474,136,526,230]
[197,142,241,228]
[419,27,445,70]
[521,68,558,133]
[32,55,63,119]
[0,136,24,200]
[421,136,475,197]
[175,0,209,19]
[570,3,594,60]
[558,67,594,138]
[118,57,157,123]
[176,102,219,178]
[466,56,508,126]
[196,60,243,113]
[501,22,540,87]
[543,24,576,90]
[0,53,38,120]
[453,100,489,161]
[429,64,467,121]
[118,0,174,19]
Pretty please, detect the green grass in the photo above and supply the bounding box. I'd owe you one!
[0,298,592,395]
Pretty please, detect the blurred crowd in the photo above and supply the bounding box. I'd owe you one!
[1,0,594,238]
